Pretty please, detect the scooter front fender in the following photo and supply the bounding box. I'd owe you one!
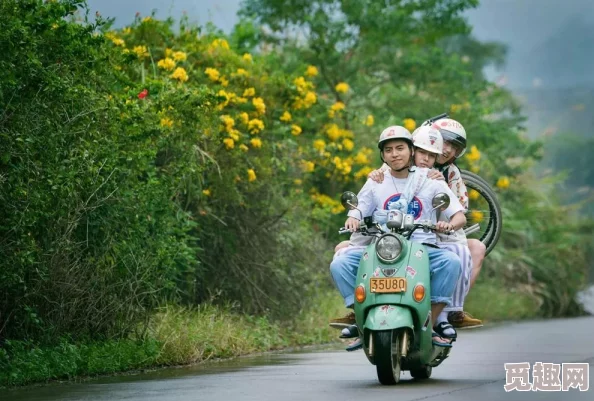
[364,305,413,331]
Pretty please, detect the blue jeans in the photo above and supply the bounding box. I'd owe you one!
[330,247,461,307]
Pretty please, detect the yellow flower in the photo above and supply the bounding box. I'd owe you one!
[252,97,266,115]
[160,117,174,128]
[220,115,235,132]
[173,51,187,61]
[216,89,232,109]
[157,57,176,71]
[326,124,341,142]
[468,189,480,201]
[247,169,257,182]
[329,101,345,117]
[305,65,318,77]
[280,111,292,122]
[465,145,481,162]
[335,82,349,93]
[470,210,484,223]
[223,138,235,149]
[496,176,510,189]
[294,179,303,185]
[403,118,416,132]
[235,97,248,104]
[220,77,229,87]
[202,189,211,196]
[242,53,253,63]
[354,147,372,164]
[122,27,132,35]
[243,87,256,97]
[291,124,303,136]
[228,130,240,141]
[313,139,326,152]
[239,144,249,152]
[209,38,230,51]
[235,68,249,77]
[142,16,152,23]
[165,48,173,57]
[300,160,315,173]
[250,138,262,148]
[342,138,354,151]
[204,67,220,82]
[110,37,125,47]
[248,119,265,134]
[239,112,249,125]
[304,91,317,106]
[355,166,374,179]
[133,45,149,59]
[171,67,189,82]
[294,76,313,93]
[365,115,374,127]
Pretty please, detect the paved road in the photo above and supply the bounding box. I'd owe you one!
[2,316,593,401]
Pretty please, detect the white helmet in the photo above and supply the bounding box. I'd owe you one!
[412,125,443,155]
[377,126,413,150]
[432,118,467,157]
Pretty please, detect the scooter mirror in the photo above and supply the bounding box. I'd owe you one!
[431,193,450,211]
[340,191,359,211]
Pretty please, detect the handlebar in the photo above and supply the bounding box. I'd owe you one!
[423,113,449,126]
[338,223,453,236]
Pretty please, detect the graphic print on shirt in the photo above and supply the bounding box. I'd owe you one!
[383,193,423,219]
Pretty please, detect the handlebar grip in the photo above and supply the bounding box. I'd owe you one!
[338,228,352,235]
[424,113,448,125]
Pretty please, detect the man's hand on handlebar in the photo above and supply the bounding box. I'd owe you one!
[435,221,455,234]
[344,216,361,232]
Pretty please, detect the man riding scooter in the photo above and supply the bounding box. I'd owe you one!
[328,125,466,350]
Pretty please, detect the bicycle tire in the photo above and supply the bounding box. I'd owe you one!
[460,170,503,256]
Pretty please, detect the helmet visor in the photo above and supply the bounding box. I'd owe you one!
[439,129,467,157]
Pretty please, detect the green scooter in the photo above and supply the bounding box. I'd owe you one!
[338,191,455,385]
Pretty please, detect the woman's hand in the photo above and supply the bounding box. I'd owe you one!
[368,169,385,183]
[428,169,445,181]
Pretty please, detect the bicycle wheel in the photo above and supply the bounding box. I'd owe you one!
[460,170,502,256]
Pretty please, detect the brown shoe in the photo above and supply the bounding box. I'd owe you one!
[448,311,483,329]
[329,311,356,329]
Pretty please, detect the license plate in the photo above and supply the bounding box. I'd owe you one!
[370,277,407,293]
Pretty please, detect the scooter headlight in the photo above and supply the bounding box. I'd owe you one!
[376,234,402,263]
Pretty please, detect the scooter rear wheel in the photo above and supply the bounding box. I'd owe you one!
[461,170,503,256]
[374,329,403,385]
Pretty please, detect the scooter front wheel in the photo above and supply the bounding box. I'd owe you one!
[374,329,403,385]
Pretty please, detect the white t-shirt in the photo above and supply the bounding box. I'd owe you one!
[347,168,464,246]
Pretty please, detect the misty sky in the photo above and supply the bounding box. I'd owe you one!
[86,0,594,90]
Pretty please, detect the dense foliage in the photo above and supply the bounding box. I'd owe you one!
[0,0,590,351]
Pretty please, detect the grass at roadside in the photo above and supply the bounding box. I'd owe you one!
[464,277,541,322]
[0,292,346,388]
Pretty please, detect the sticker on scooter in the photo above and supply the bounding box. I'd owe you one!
[380,320,388,327]
[380,305,395,315]
[415,249,424,258]
[406,265,417,278]
[373,267,381,277]
[363,252,369,260]
[422,311,432,331]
